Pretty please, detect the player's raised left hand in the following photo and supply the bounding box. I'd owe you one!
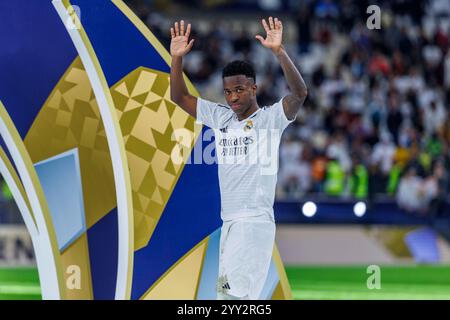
[255,17,283,55]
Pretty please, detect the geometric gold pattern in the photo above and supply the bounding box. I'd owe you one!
[141,237,207,300]
[25,56,201,253]
[24,57,116,230]
[111,67,201,250]
[60,233,94,299]
[272,246,292,300]
[270,282,285,300]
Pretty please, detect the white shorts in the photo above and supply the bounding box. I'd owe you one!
[217,214,275,300]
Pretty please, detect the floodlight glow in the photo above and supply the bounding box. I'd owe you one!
[354,202,367,217]
[302,201,317,217]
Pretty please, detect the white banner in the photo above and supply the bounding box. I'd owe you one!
[0,225,35,267]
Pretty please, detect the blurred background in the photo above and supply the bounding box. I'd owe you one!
[2,0,450,299]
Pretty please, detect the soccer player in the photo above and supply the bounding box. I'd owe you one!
[169,17,307,300]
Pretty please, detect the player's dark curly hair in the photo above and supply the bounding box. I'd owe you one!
[222,60,256,82]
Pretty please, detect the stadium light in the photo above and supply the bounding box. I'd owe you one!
[302,201,317,218]
[353,202,367,217]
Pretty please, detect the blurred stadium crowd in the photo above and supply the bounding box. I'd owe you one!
[124,0,450,217]
[1,0,450,222]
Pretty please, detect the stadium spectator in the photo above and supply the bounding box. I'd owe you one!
[326,131,351,173]
[396,167,426,215]
[428,160,449,219]
[371,132,396,176]
[423,100,447,137]
[79,0,450,217]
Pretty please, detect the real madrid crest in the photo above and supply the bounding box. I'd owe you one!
[244,120,254,132]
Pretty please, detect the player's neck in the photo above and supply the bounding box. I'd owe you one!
[237,103,259,121]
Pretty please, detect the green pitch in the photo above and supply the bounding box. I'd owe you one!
[0,267,41,300]
[286,265,450,300]
[1,265,450,300]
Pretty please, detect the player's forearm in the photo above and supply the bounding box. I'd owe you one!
[170,56,190,103]
[274,46,308,100]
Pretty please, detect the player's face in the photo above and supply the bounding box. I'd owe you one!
[223,75,257,116]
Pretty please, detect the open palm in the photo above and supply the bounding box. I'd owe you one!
[170,20,194,57]
[255,17,283,53]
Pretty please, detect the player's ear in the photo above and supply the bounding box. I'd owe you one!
[252,84,257,94]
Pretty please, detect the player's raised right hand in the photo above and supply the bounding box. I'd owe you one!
[170,20,194,57]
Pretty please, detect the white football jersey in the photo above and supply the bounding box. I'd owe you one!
[196,97,295,221]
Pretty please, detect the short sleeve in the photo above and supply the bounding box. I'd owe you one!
[266,97,296,131]
[196,97,232,129]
